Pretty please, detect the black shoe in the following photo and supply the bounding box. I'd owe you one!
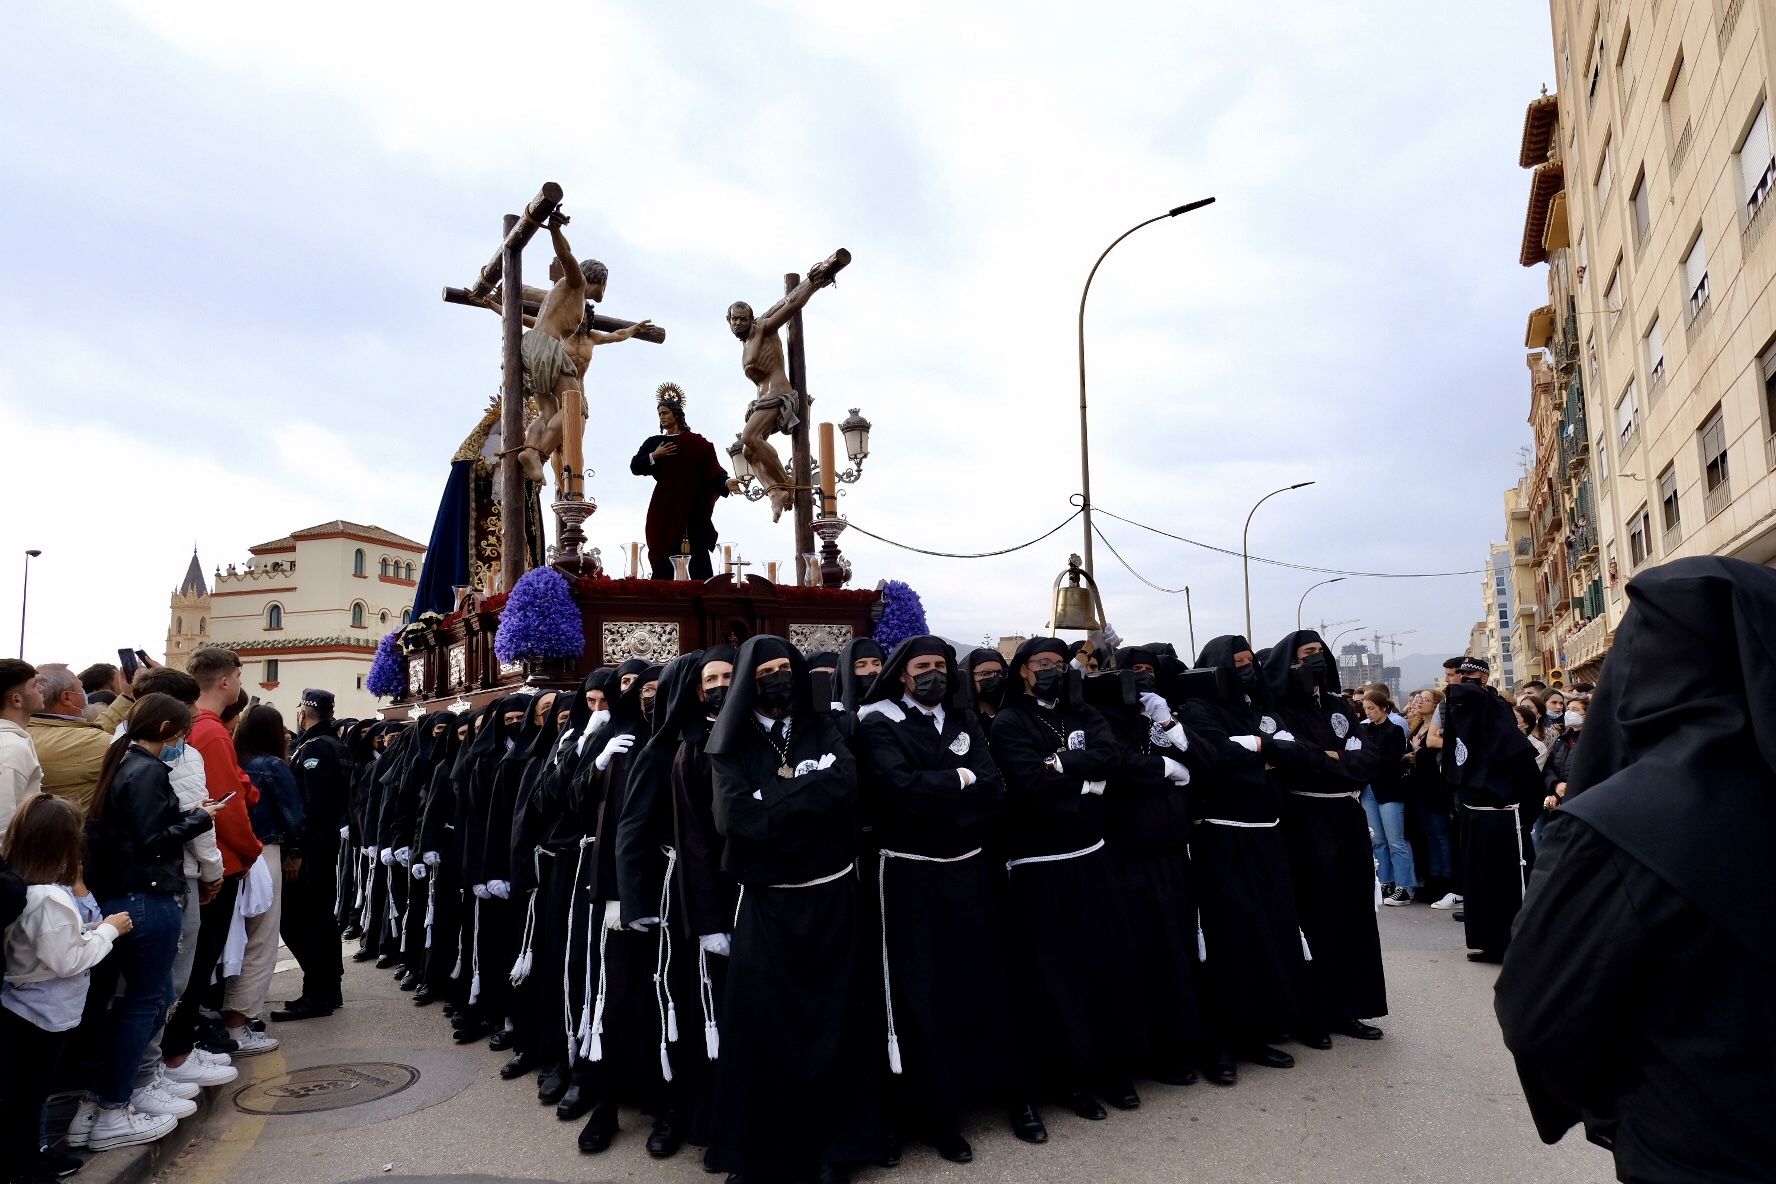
[1151,1065,1198,1087]
[500,1052,538,1080]
[1009,1103,1048,1144]
[340,923,363,941]
[397,973,417,992]
[488,1028,516,1052]
[375,954,398,969]
[577,1105,618,1154]
[270,997,338,1022]
[452,1022,491,1045]
[1065,1089,1106,1120]
[877,1133,901,1168]
[440,1002,458,1019]
[1467,950,1504,964]
[1331,1018,1384,1040]
[646,1113,682,1159]
[556,1084,592,1121]
[1201,1049,1238,1086]
[927,1131,973,1164]
[412,987,435,1007]
[1235,1043,1295,1069]
[813,1165,849,1184]
[351,947,378,963]
[42,1149,82,1179]
[1290,1029,1333,1050]
[1103,1079,1140,1110]
[1452,910,1465,923]
[536,1065,566,1105]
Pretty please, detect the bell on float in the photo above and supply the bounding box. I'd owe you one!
[1049,554,1106,632]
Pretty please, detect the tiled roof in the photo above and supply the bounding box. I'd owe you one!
[177,550,208,598]
[250,521,426,553]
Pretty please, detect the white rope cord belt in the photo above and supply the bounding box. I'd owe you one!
[398,864,413,954]
[566,837,592,1067]
[1288,789,1361,800]
[467,897,483,1004]
[385,861,400,940]
[1196,817,1281,828]
[1462,802,1529,895]
[511,848,549,985]
[450,887,468,981]
[652,845,680,1083]
[335,844,349,921]
[357,853,374,932]
[582,892,611,1063]
[423,872,436,950]
[728,863,856,941]
[1005,838,1104,871]
[877,847,982,1075]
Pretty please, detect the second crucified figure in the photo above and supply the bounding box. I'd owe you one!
[727,251,847,522]
[510,213,653,498]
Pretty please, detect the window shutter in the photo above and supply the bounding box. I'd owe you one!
[1740,102,1772,202]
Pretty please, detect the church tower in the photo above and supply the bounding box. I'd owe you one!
[166,550,213,670]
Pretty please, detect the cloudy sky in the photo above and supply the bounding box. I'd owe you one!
[1,1,1551,672]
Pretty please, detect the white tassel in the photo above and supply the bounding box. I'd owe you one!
[468,898,483,1004]
[699,946,720,1061]
[423,878,436,950]
[586,917,610,1063]
[666,1001,679,1044]
[705,1021,720,1060]
[1195,915,1207,962]
[877,852,903,1075]
[1299,927,1314,962]
[660,1042,675,1083]
[564,839,590,1068]
[887,1033,903,1076]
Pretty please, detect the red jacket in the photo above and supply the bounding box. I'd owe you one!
[190,710,262,877]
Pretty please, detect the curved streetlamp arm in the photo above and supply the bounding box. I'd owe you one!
[1243,480,1315,642]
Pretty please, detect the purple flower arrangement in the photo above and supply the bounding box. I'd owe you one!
[495,566,587,665]
[365,630,407,699]
[873,579,930,651]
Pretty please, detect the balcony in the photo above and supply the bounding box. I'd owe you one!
[1563,613,1612,669]
[1513,535,1535,562]
[1766,431,1776,472]
[1705,478,1732,521]
[1520,161,1566,267]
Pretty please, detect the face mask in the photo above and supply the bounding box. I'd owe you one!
[976,673,1005,704]
[755,670,795,713]
[854,672,877,698]
[1235,664,1259,692]
[703,686,729,716]
[588,708,611,734]
[159,740,187,765]
[1545,710,1561,721]
[641,696,656,724]
[1031,667,1065,701]
[909,669,949,707]
[1564,710,1583,728]
[1132,672,1158,695]
[1302,652,1332,686]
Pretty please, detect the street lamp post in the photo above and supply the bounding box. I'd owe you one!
[19,549,41,659]
[1243,482,1315,643]
[1328,624,1366,650]
[1077,197,1215,577]
[1297,576,1346,630]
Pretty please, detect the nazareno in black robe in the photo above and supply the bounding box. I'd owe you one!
[987,637,1137,1088]
[855,636,1014,1134]
[504,697,564,1054]
[707,636,883,1177]
[545,668,614,1080]
[477,693,550,1028]
[1440,680,1540,956]
[1176,636,1312,1033]
[397,715,454,978]
[458,696,527,1022]
[1260,630,1387,1025]
[1496,557,1776,1183]
[415,720,465,995]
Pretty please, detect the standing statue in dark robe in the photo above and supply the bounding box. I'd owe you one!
[630,384,734,580]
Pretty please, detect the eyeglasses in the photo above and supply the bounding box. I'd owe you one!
[1025,658,1065,673]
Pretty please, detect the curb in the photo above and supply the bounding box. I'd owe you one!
[69,1083,219,1184]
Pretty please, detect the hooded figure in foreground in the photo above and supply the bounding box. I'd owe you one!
[706,635,882,1182]
[1495,558,1776,1183]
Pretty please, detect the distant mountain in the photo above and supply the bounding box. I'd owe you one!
[1394,652,1451,693]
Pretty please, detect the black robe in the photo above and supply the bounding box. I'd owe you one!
[1441,682,1540,955]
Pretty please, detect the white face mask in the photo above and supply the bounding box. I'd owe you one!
[1564,710,1584,728]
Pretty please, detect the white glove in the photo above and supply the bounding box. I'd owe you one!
[487,879,510,900]
[1231,735,1262,753]
[338,826,350,841]
[1044,754,1064,774]
[1161,756,1190,785]
[394,847,412,867]
[603,900,623,931]
[411,862,428,881]
[830,700,845,712]
[362,845,376,859]
[379,848,394,866]
[793,758,819,777]
[1138,691,1171,724]
[698,932,731,957]
[471,883,490,899]
[423,851,441,867]
[1161,722,1188,752]
[1091,622,1123,652]
[629,916,660,932]
[956,767,977,789]
[1081,780,1106,796]
[1344,735,1364,752]
[816,752,836,770]
[595,733,635,771]
[1274,730,1296,743]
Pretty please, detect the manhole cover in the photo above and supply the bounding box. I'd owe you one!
[234,1062,419,1115]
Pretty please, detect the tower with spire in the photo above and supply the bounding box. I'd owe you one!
[165,548,212,670]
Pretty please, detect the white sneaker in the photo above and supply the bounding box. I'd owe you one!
[87,1105,177,1152]
[130,1080,198,1119]
[162,1055,238,1087]
[191,1047,234,1070]
[153,1066,202,1100]
[63,1099,99,1149]
[227,1025,280,1056]
[1429,892,1463,910]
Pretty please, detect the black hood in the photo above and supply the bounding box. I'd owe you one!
[959,647,1008,712]
[466,694,532,760]
[1262,629,1341,702]
[707,635,814,756]
[451,703,497,778]
[566,666,616,736]
[608,663,663,738]
[1561,557,1776,962]
[862,635,970,714]
[1001,636,1082,708]
[521,691,565,761]
[836,637,886,712]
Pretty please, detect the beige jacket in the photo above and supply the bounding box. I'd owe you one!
[28,695,132,813]
[0,718,43,837]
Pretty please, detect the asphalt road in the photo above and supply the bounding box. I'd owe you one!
[159,906,1611,1184]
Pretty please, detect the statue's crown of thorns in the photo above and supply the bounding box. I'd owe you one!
[656,381,687,410]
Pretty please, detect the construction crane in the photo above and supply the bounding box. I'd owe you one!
[1373,629,1417,656]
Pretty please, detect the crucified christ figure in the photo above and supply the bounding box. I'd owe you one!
[508,213,653,498]
[727,253,845,522]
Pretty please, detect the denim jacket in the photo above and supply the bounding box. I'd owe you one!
[245,754,306,857]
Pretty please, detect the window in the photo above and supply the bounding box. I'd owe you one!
[1665,53,1691,163]
[1699,404,1730,517]
[1576,230,1590,285]
[1658,463,1681,533]
[1595,133,1615,207]
[266,603,283,630]
[379,557,389,577]
[1760,339,1776,439]
[1644,315,1665,384]
[1629,503,1652,567]
[197,617,205,635]
[1739,100,1775,217]
[351,602,366,629]
[175,616,183,634]
[379,609,390,626]
[1684,232,1710,316]
[1604,262,1623,331]
[356,675,364,690]
[1617,379,1640,449]
[1596,432,1609,480]
[1587,330,1598,380]
[406,562,415,581]
[1617,22,1635,100]
[1588,37,1603,106]
[401,607,412,625]
[1630,170,1651,245]
[265,659,279,684]
[353,548,366,577]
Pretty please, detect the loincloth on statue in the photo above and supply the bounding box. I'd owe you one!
[520,328,579,398]
[744,388,801,436]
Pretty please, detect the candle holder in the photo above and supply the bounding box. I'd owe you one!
[814,513,850,589]
[552,494,598,574]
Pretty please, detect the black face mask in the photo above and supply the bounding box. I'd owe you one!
[641,696,656,723]
[1031,667,1066,701]
[855,672,877,698]
[975,673,1005,705]
[1132,671,1158,695]
[1235,664,1260,692]
[908,669,949,707]
[755,669,794,714]
[703,686,729,716]
[1293,652,1332,693]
